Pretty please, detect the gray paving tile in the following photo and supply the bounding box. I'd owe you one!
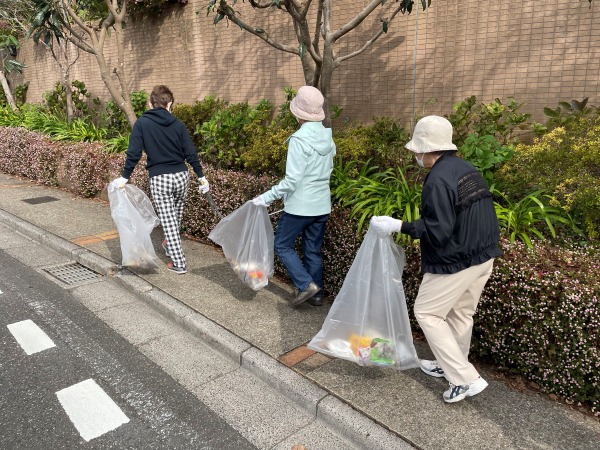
[138,332,239,390]
[193,368,314,449]
[71,280,139,312]
[96,301,179,345]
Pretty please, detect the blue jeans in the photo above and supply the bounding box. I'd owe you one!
[274,212,329,292]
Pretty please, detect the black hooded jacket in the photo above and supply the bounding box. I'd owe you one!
[401,153,502,274]
[122,108,204,179]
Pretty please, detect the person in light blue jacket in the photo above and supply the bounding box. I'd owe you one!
[253,86,336,307]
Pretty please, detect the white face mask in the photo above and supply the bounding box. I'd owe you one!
[415,154,425,168]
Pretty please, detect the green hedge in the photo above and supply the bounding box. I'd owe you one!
[496,125,600,239]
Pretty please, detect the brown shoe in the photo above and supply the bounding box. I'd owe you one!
[292,282,320,307]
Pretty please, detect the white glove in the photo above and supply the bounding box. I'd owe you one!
[370,216,403,235]
[252,195,269,207]
[198,176,210,194]
[112,177,128,189]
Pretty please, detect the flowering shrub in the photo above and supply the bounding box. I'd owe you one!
[1,126,598,415]
[0,127,62,185]
[476,238,599,414]
[60,142,112,197]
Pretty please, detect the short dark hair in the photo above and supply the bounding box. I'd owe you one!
[150,85,174,108]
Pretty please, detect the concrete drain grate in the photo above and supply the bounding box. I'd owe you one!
[42,262,103,288]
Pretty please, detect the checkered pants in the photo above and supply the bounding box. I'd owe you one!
[150,171,190,269]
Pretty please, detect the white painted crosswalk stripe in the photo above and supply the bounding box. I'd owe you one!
[56,379,130,442]
[7,319,56,355]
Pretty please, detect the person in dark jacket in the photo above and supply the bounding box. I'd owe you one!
[370,115,502,403]
[113,85,209,275]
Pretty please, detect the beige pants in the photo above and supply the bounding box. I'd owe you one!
[414,259,494,386]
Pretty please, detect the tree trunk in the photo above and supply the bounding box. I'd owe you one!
[0,71,17,111]
[95,52,137,127]
[113,15,135,126]
[64,74,73,122]
[319,40,336,128]
[57,39,74,122]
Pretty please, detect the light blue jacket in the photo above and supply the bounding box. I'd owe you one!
[262,121,336,216]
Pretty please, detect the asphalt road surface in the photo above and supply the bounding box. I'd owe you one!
[0,248,256,449]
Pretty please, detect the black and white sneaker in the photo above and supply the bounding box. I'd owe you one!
[420,360,445,378]
[443,377,488,403]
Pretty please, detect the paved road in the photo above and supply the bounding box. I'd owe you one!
[0,248,256,449]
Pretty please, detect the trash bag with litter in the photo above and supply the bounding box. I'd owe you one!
[308,226,419,370]
[108,181,160,269]
[208,201,274,291]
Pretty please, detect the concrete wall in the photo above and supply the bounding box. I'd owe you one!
[12,1,600,126]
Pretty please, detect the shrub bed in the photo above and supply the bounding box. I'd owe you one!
[496,126,600,239]
[0,126,597,415]
[476,239,599,413]
[0,127,62,185]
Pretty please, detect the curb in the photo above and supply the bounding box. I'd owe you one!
[0,208,414,450]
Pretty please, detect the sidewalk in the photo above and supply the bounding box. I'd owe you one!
[1,172,598,450]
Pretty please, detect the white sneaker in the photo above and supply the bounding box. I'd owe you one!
[420,360,446,378]
[443,377,488,403]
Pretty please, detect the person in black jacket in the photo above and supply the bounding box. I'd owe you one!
[370,115,502,403]
[113,85,209,275]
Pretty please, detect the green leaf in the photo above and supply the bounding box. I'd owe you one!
[382,20,388,33]
[255,28,265,33]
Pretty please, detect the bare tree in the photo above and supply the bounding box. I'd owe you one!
[206,0,431,124]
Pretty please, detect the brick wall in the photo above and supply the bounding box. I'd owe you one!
[13,1,600,127]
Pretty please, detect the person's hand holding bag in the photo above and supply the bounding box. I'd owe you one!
[370,216,403,235]
[252,195,269,207]
[112,177,129,189]
[198,176,210,194]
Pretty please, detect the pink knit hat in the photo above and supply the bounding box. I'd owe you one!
[290,86,325,122]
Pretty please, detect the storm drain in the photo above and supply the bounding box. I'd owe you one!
[22,196,60,205]
[41,262,103,288]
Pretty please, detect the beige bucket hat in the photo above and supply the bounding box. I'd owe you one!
[405,115,458,153]
[290,86,325,122]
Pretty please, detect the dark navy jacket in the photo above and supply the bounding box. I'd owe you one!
[401,153,502,274]
[122,108,204,179]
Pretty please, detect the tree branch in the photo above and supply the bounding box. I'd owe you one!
[60,0,93,37]
[336,3,406,64]
[288,0,313,18]
[331,0,387,42]
[312,0,323,52]
[57,19,96,54]
[249,0,279,8]
[224,13,299,55]
[107,0,127,22]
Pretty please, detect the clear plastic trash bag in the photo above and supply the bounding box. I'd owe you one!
[308,226,420,370]
[108,181,160,269]
[208,201,274,291]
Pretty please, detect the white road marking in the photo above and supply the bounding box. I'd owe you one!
[56,379,130,442]
[7,319,56,355]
